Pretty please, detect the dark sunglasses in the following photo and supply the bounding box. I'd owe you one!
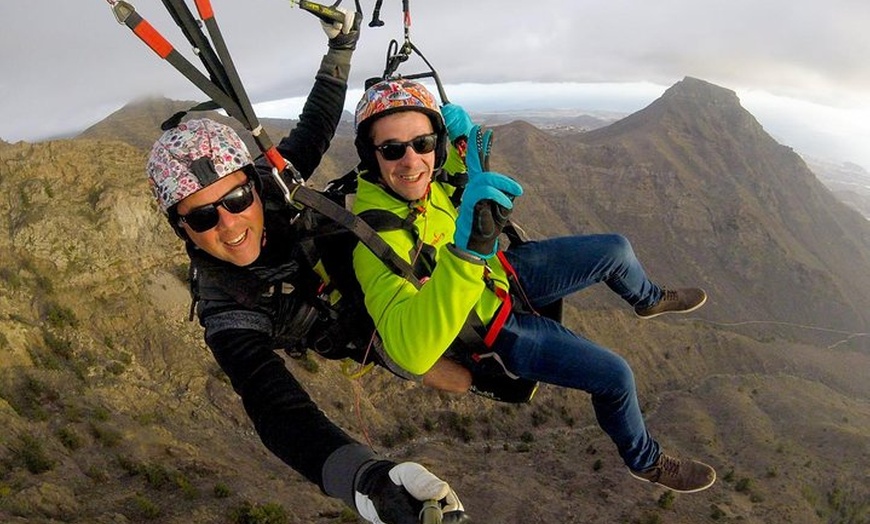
[375,133,438,161]
[178,180,255,233]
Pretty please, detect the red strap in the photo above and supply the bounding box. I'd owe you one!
[483,287,511,347]
[132,18,173,58]
[263,147,288,171]
[194,0,214,20]
[482,251,517,347]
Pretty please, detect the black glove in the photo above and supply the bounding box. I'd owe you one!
[324,0,362,50]
[354,460,467,524]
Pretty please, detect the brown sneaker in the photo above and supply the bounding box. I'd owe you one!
[635,288,707,319]
[629,453,716,493]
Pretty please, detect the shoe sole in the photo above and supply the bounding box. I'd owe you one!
[635,293,708,320]
[629,467,717,493]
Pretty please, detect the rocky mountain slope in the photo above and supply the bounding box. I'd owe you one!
[0,77,867,523]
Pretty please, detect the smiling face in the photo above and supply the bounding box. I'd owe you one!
[176,169,265,266]
[370,110,436,202]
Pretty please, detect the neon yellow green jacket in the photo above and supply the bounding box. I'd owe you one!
[352,175,510,375]
[442,142,466,178]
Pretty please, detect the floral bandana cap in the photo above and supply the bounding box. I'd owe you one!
[146,118,252,214]
[354,79,442,131]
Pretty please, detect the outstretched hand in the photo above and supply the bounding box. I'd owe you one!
[322,0,362,50]
[355,461,467,524]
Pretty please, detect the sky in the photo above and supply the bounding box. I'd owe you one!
[2,0,870,169]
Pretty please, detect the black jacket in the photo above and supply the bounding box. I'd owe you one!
[186,49,376,508]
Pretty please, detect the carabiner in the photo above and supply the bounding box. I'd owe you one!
[110,0,136,25]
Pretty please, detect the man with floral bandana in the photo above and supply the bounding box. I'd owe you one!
[143,13,468,524]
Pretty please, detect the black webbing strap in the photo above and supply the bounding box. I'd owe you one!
[161,0,234,96]
[191,0,263,140]
[289,185,422,287]
[111,2,247,124]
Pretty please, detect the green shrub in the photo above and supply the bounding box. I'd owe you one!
[441,412,475,443]
[105,360,126,376]
[44,301,77,328]
[214,483,232,499]
[92,406,110,421]
[90,422,122,447]
[57,426,83,450]
[175,473,199,500]
[825,485,869,524]
[142,463,172,489]
[42,329,73,360]
[131,494,161,520]
[34,273,53,294]
[657,490,676,509]
[0,267,22,288]
[710,504,726,520]
[86,186,103,210]
[530,407,550,427]
[11,374,58,420]
[558,406,575,427]
[735,477,753,493]
[229,501,289,524]
[640,512,662,524]
[85,464,110,483]
[381,421,418,448]
[11,433,54,474]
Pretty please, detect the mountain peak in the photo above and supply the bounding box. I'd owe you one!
[660,76,740,107]
[582,77,764,147]
[637,76,750,127]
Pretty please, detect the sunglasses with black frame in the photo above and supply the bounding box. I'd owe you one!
[374,133,438,161]
[177,179,256,233]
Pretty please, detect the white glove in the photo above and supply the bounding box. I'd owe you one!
[320,7,355,39]
[355,462,464,524]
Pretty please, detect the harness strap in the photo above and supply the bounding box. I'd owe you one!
[484,286,512,347]
[482,251,520,347]
[291,185,421,285]
[162,0,233,96]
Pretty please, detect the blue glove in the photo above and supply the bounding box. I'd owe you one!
[464,124,494,174]
[453,171,523,259]
[441,103,475,142]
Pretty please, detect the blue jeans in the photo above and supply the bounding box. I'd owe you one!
[495,234,662,471]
